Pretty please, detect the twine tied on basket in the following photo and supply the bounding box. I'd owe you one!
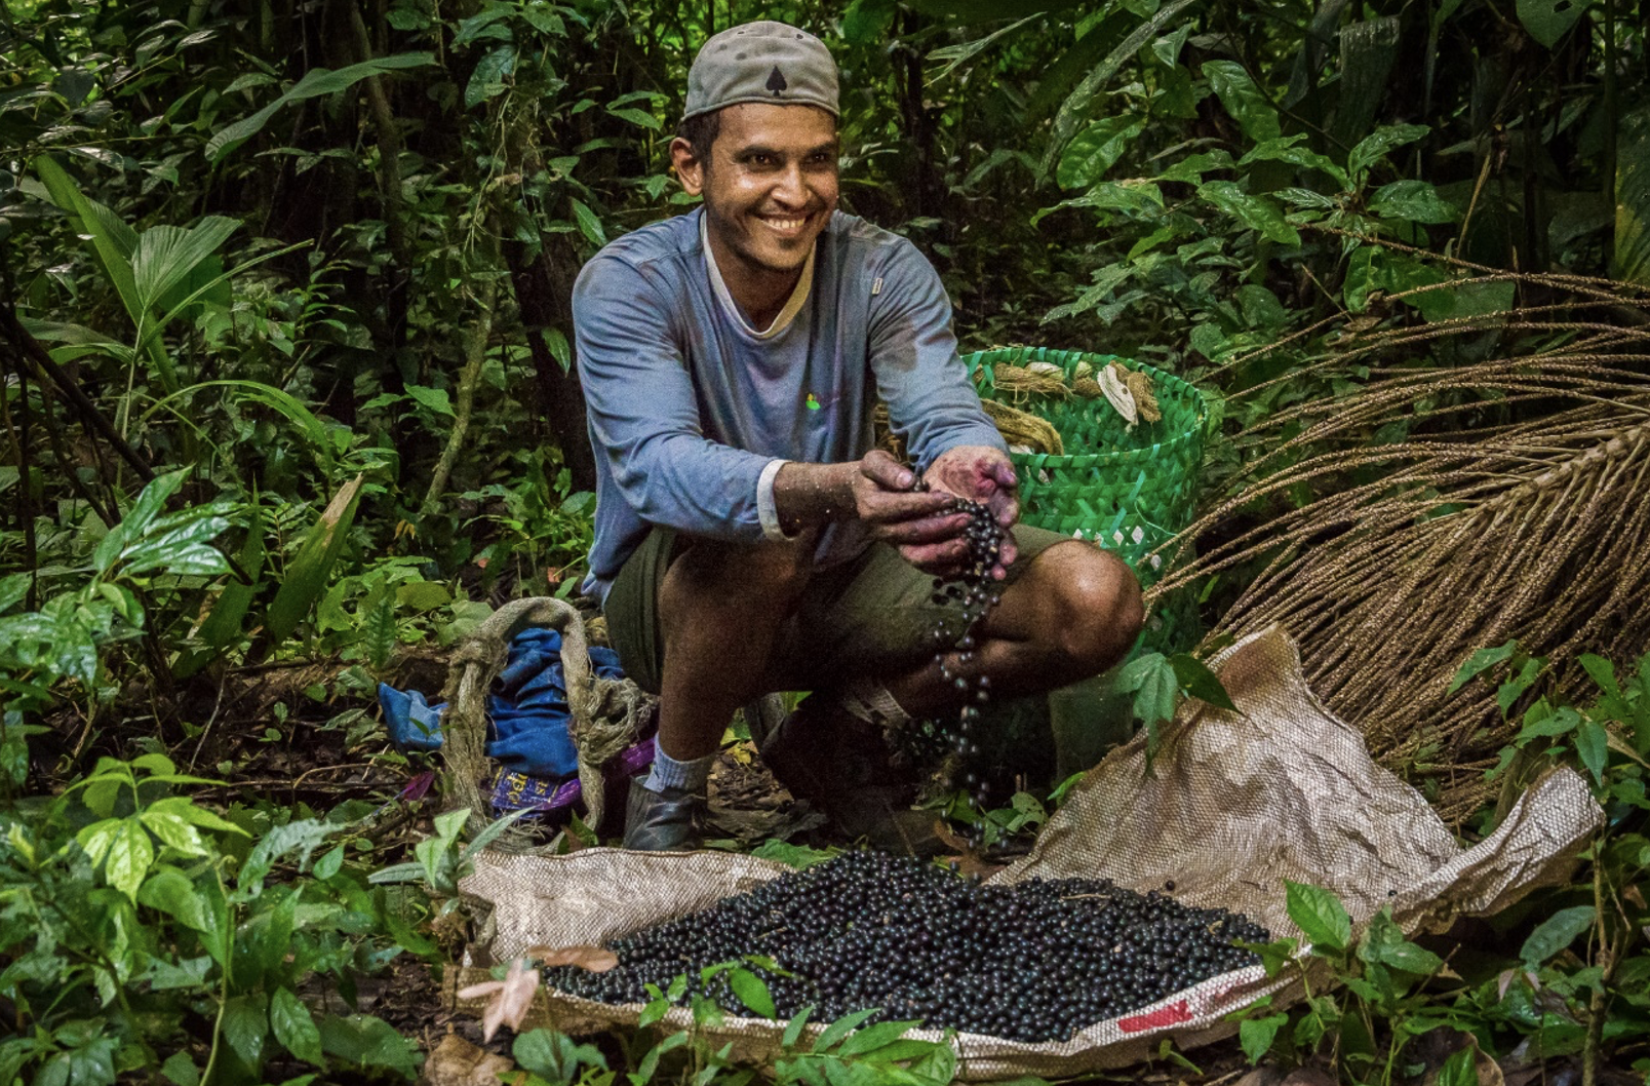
[437,597,656,845]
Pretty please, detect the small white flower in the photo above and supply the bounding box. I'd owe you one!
[1132,526,1145,544]
[1150,554,1163,570]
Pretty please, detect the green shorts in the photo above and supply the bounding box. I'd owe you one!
[602,523,1074,697]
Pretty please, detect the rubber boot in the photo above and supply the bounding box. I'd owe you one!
[621,777,702,851]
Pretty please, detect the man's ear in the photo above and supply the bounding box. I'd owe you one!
[669,137,705,197]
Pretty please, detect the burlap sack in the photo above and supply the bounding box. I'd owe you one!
[455,625,1602,1080]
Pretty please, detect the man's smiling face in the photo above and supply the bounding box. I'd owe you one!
[674,102,840,288]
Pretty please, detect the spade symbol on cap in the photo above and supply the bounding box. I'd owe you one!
[766,65,788,95]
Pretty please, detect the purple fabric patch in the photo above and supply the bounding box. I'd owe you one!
[487,737,656,815]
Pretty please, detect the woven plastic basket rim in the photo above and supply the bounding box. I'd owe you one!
[965,348,1205,467]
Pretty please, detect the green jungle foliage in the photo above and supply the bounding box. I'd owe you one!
[0,0,1647,1082]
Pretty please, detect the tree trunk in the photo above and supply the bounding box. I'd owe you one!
[503,236,598,493]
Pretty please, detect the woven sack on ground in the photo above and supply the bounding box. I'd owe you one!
[452,625,1600,1079]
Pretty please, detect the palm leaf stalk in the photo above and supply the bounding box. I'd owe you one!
[1151,269,1650,822]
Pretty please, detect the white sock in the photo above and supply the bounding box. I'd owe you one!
[644,736,714,794]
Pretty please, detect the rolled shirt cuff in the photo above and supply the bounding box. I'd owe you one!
[756,459,799,542]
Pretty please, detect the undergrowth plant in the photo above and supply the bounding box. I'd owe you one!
[0,755,434,1084]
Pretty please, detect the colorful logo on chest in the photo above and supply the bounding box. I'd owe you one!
[805,393,822,411]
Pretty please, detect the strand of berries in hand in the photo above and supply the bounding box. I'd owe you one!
[914,472,1009,847]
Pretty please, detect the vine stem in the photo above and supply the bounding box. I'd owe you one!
[421,278,499,515]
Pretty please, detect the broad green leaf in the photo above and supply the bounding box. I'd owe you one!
[1515,703,1581,740]
[405,384,455,418]
[314,844,345,879]
[1285,880,1351,954]
[1168,653,1238,711]
[1437,1047,1479,1086]
[466,45,515,108]
[606,106,661,130]
[750,839,839,870]
[160,1051,199,1086]
[1203,60,1280,142]
[729,968,777,1019]
[834,1019,921,1057]
[1198,181,1301,246]
[76,818,122,866]
[452,8,511,46]
[1057,115,1145,190]
[149,796,248,835]
[1239,1013,1288,1063]
[138,868,213,930]
[264,474,366,646]
[1575,718,1609,785]
[130,219,240,320]
[1447,640,1519,694]
[1358,909,1443,974]
[105,820,156,901]
[1348,124,1430,180]
[1499,656,1545,717]
[271,988,325,1066]
[99,468,189,574]
[317,1013,421,1076]
[813,1007,879,1052]
[236,819,336,899]
[518,4,565,35]
[1239,135,1347,186]
[210,53,436,161]
[177,498,266,678]
[1520,904,1595,965]
[1368,180,1459,224]
[1118,652,1179,729]
[139,810,209,856]
[1516,0,1590,48]
[570,198,606,247]
[781,1006,813,1048]
[224,992,270,1066]
[1579,653,1624,706]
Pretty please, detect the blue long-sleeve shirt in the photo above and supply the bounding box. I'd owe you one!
[574,207,1004,602]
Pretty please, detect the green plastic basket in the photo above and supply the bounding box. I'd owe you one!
[963,347,1207,651]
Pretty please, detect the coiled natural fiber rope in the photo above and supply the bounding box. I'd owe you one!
[438,597,656,846]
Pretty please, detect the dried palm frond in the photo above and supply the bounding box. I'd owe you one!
[1151,266,1650,822]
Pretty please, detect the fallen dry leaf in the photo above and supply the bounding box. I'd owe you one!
[456,957,540,1042]
[423,1033,515,1086]
[530,944,619,972]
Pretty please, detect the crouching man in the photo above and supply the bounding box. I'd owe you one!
[572,20,1144,851]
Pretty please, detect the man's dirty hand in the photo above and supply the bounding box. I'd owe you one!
[915,445,1019,577]
[852,450,969,561]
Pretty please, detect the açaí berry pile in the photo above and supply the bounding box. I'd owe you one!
[544,851,1269,1043]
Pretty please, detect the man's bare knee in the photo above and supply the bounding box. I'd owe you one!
[1038,543,1145,673]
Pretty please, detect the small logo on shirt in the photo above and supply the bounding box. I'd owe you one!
[805,392,822,411]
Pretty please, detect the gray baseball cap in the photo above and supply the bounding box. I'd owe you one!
[683,21,839,122]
